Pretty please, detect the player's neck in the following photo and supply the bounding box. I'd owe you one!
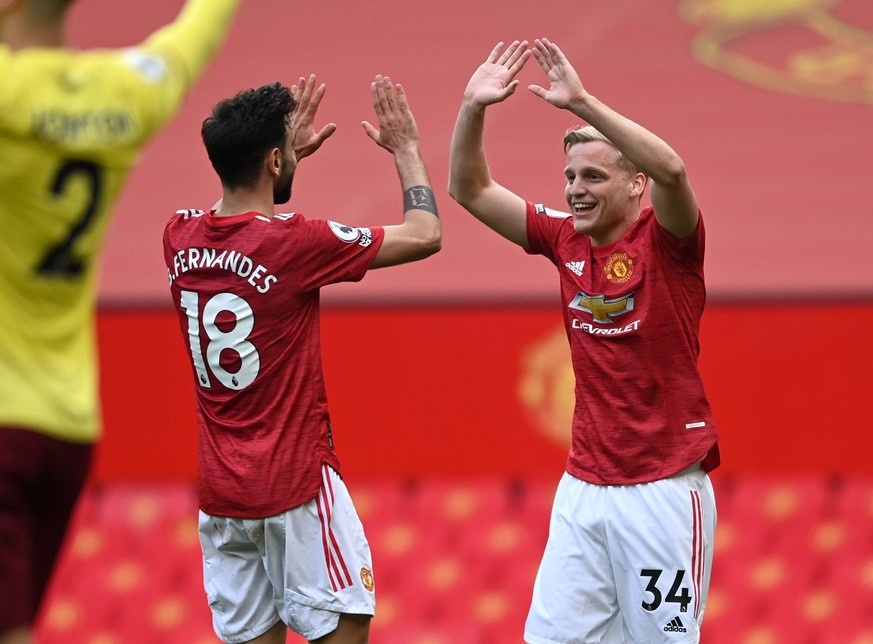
[214,190,275,219]
[589,208,641,247]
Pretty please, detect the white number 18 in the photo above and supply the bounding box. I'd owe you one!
[179,290,260,390]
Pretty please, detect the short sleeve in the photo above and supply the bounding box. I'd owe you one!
[525,201,571,265]
[650,208,705,268]
[284,217,385,291]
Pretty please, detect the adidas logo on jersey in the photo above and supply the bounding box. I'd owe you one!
[663,616,687,633]
[565,260,585,276]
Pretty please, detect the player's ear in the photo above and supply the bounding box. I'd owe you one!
[266,147,282,178]
[629,172,647,199]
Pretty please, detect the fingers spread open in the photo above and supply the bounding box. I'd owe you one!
[504,40,529,69]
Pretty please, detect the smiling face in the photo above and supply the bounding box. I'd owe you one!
[563,141,645,246]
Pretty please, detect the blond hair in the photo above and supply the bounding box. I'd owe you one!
[562,125,639,177]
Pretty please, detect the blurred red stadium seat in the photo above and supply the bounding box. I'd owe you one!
[36,475,873,643]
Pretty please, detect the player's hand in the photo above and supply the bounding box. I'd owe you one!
[361,75,420,154]
[528,38,587,110]
[463,40,531,107]
[291,74,337,160]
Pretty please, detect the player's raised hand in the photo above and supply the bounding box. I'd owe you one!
[463,40,531,107]
[290,74,337,160]
[528,38,587,110]
[361,75,420,154]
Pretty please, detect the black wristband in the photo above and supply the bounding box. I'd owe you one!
[403,185,439,218]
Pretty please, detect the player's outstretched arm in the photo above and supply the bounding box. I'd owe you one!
[361,75,441,269]
[529,38,699,238]
[448,41,530,248]
[125,0,240,140]
[290,74,337,161]
[142,0,241,82]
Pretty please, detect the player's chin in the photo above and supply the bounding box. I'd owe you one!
[273,186,292,205]
[273,174,294,205]
[571,216,592,235]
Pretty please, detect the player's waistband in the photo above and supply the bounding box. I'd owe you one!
[670,461,703,478]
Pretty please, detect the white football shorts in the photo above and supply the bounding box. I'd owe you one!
[198,465,376,643]
[525,464,716,643]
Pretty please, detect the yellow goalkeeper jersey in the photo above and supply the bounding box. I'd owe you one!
[0,0,240,443]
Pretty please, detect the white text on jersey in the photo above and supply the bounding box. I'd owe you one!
[168,247,277,294]
[571,319,641,335]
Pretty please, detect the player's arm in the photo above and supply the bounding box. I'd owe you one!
[448,41,532,249]
[141,0,241,80]
[529,38,699,238]
[136,0,241,103]
[362,75,441,269]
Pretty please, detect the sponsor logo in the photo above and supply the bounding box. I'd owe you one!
[328,220,362,243]
[569,292,635,324]
[572,319,640,335]
[604,252,634,283]
[565,260,585,276]
[360,567,375,592]
[664,616,687,633]
[122,49,169,84]
[358,227,373,247]
[686,421,706,429]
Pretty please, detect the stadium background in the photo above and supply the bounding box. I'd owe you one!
[36,0,873,642]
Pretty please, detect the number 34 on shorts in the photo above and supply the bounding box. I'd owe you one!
[639,568,692,614]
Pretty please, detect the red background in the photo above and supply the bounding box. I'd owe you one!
[66,0,873,305]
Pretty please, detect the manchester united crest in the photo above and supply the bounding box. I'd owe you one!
[360,567,375,592]
[604,252,634,283]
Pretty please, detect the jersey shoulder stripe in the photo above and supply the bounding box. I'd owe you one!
[533,203,571,219]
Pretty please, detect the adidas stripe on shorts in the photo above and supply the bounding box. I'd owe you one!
[198,465,376,643]
[524,463,716,643]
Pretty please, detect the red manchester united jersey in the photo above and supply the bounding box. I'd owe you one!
[526,203,719,485]
[163,209,384,517]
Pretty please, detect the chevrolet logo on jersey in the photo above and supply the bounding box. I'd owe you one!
[569,292,635,324]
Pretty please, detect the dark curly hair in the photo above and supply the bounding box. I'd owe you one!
[201,82,296,190]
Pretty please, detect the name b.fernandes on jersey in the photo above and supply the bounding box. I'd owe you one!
[167,246,277,293]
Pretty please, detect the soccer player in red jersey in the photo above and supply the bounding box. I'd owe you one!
[163,75,440,643]
[449,39,719,643]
